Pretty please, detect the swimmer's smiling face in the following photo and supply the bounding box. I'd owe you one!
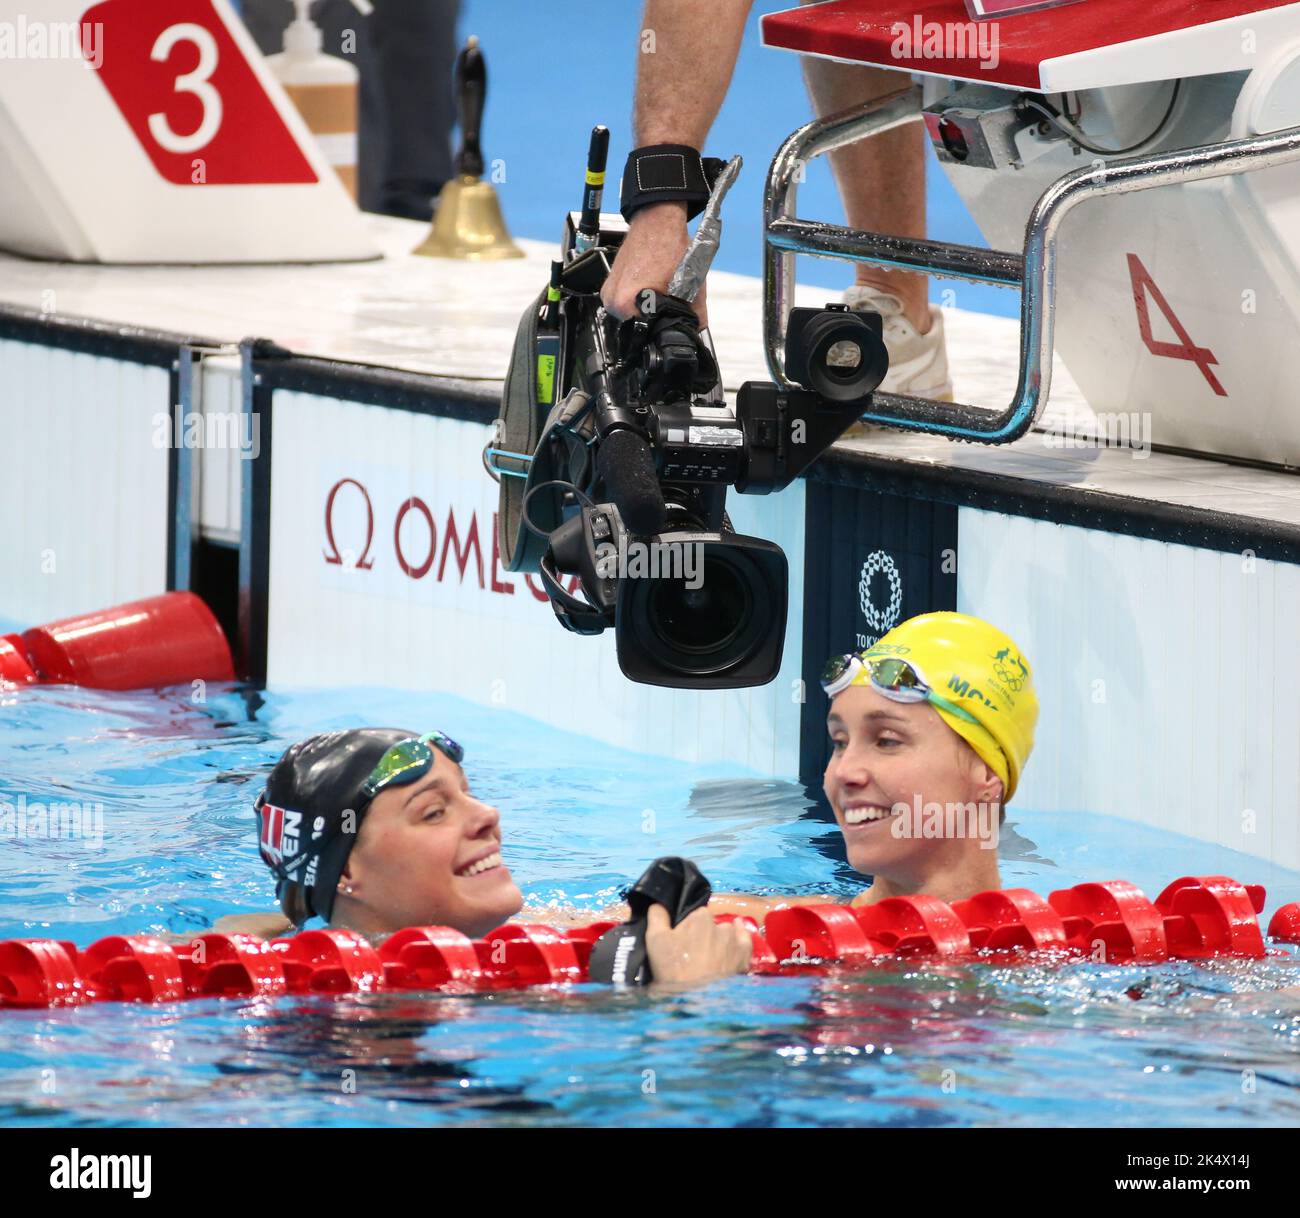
[334,746,523,938]
[824,685,1001,882]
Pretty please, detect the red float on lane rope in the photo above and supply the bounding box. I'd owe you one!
[951,888,1069,953]
[476,924,583,985]
[1154,876,1266,959]
[272,929,385,994]
[1048,880,1169,963]
[80,935,187,1003]
[186,933,287,998]
[0,875,1280,1010]
[854,895,972,957]
[379,926,483,988]
[21,591,233,691]
[764,905,879,964]
[0,940,86,1008]
[0,634,38,688]
[1267,902,1300,945]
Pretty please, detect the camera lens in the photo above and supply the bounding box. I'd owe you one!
[618,538,786,685]
[649,556,751,655]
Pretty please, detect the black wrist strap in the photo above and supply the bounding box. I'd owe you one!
[620,144,728,223]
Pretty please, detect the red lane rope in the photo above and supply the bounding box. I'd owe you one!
[1,876,1290,1009]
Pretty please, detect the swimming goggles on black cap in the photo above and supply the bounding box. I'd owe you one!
[360,730,464,800]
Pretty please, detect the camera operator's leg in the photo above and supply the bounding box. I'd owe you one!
[798,15,951,402]
[800,59,928,330]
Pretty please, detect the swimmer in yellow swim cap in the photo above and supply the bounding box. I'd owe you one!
[819,611,1038,906]
[710,611,1039,918]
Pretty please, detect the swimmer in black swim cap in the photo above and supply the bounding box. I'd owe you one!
[255,728,523,938]
[240,727,750,981]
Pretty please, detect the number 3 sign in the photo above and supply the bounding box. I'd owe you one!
[83,0,316,184]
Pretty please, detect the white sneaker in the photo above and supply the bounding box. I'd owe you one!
[841,284,954,402]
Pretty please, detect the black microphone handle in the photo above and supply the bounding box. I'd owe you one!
[596,429,667,537]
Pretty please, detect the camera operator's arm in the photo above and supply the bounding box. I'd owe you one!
[600,0,755,330]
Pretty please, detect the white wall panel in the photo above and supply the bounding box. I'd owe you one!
[264,391,805,776]
[959,506,1300,871]
[0,339,170,627]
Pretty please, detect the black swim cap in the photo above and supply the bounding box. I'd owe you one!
[255,728,414,924]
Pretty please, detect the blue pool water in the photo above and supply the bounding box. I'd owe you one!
[2,679,1299,1127]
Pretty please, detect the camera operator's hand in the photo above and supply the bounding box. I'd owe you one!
[601,201,709,331]
[644,903,751,984]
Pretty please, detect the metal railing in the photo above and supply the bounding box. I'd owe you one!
[764,85,1300,444]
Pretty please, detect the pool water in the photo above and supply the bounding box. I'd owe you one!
[2,681,1298,1127]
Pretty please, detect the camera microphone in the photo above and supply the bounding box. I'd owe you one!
[596,429,667,535]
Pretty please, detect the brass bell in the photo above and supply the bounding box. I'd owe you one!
[414,36,523,260]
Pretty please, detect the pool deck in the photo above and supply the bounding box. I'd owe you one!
[2,213,1299,541]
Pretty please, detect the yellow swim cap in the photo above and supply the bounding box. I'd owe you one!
[853,612,1039,803]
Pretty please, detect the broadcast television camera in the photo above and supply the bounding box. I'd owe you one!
[491,136,888,691]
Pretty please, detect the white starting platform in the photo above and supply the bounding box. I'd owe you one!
[1,0,1298,878]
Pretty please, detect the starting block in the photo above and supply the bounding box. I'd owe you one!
[760,0,1300,467]
[0,0,376,262]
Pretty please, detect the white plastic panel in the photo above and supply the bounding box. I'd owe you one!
[958,505,1300,871]
[264,391,806,776]
[0,339,170,626]
[196,355,244,545]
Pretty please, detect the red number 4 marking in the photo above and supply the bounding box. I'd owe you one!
[1127,253,1227,397]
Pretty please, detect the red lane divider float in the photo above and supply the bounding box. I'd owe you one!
[857,894,972,956]
[0,634,39,689]
[765,905,879,963]
[1154,876,1266,959]
[1047,879,1169,962]
[952,888,1068,953]
[379,926,482,989]
[188,933,287,999]
[1269,902,1300,945]
[80,936,188,1003]
[5,591,233,692]
[0,940,86,1008]
[273,929,384,994]
[0,875,1294,1010]
[474,924,583,987]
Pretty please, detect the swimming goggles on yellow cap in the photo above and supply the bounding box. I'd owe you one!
[820,653,979,725]
[360,730,465,802]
